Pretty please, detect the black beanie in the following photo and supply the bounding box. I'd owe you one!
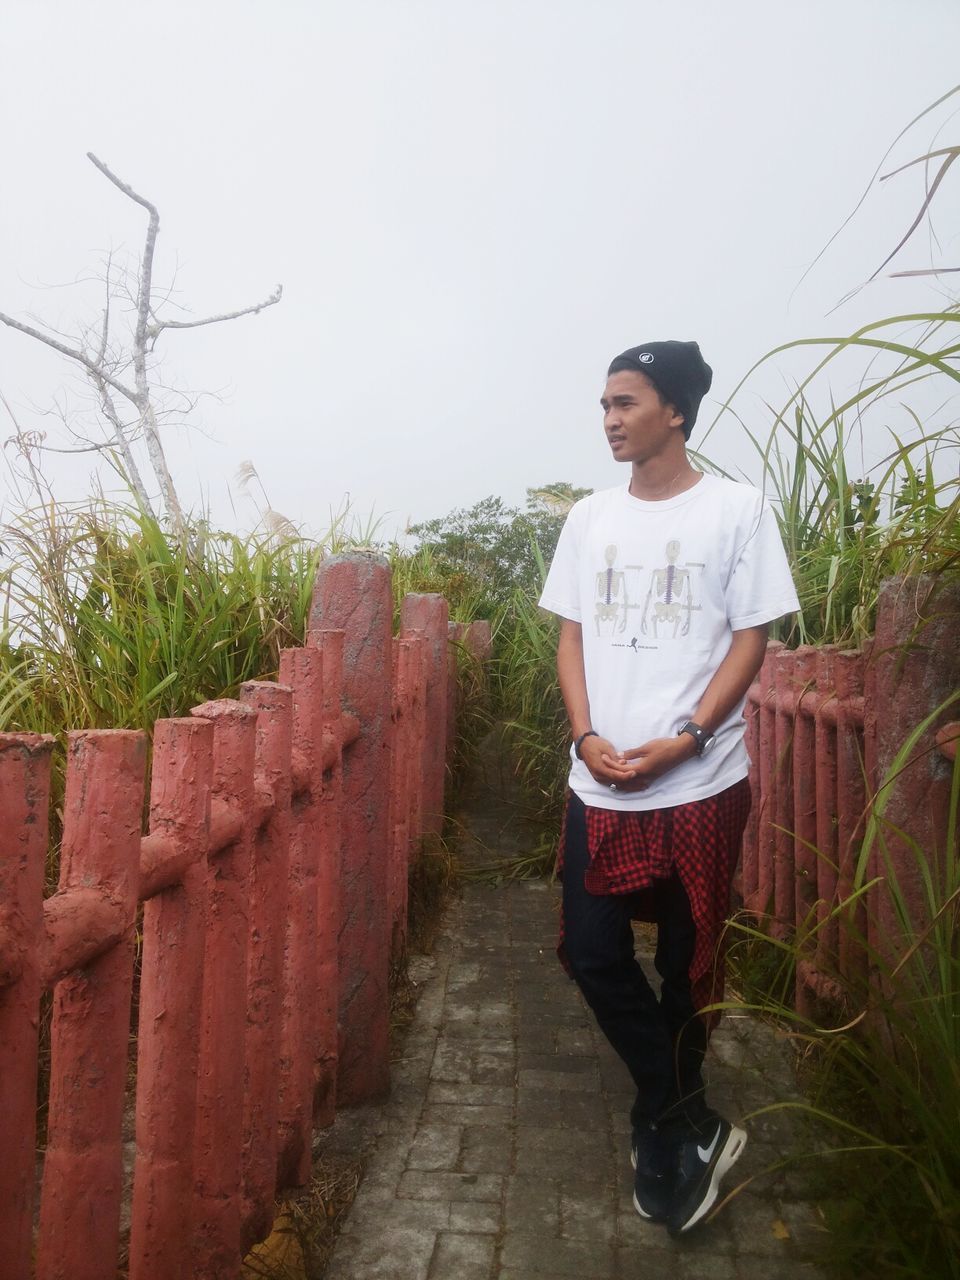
[607,341,713,439]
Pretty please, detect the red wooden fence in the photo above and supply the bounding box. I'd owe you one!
[741,575,960,1014]
[0,556,489,1280]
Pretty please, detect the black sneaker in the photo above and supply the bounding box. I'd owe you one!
[631,1122,673,1222]
[665,1116,747,1234]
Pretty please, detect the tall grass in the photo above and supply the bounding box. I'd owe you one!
[0,499,322,736]
[724,715,960,1278]
[700,309,960,647]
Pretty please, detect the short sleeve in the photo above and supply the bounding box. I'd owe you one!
[724,501,800,629]
[538,506,583,622]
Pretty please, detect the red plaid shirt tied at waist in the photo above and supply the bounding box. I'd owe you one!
[557,777,752,1024]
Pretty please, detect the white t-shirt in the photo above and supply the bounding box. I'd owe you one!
[538,474,799,811]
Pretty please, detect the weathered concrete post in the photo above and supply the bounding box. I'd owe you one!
[400,593,449,838]
[464,619,493,666]
[240,681,293,1243]
[835,650,867,984]
[813,646,839,976]
[36,730,146,1280]
[190,699,258,1278]
[447,621,466,771]
[790,648,819,927]
[0,733,54,1280]
[310,556,392,1104]
[756,641,780,917]
[868,575,960,965]
[277,646,325,1184]
[311,628,344,1124]
[130,717,213,1280]
[772,648,796,939]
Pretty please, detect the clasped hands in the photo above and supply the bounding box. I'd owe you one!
[579,732,696,792]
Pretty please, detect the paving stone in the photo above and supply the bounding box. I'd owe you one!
[675,1253,739,1280]
[325,1226,436,1280]
[322,877,827,1279]
[428,1080,514,1107]
[518,1066,599,1094]
[343,1198,451,1236]
[730,1193,811,1257]
[501,1230,616,1276]
[421,1102,514,1128]
[615,1246,687,1280]
[518,1051,600,1074]
[559,1184,618,1242]
[504,1173,561,1234]
[428,1231,496,1280]
[516,1088,609,1129]
[448,1200,502,1233]
[446,961,482,987]
[430,1044,477,1083]
[407,1124,462,1171]
[398,1170,504,1203]
[555,1026,596,1055]
[460,1125,512,1174]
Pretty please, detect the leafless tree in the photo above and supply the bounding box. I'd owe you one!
[0,153,281,535]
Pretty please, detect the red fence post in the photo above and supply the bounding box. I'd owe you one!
[277,646,325,1185]
[464,619,493,665]
[310,628,344,1126]
[130,717,213,1280]
[447,621,466,772]
[405,632,427,853]
[869,576,960,964]
[239,680,293,1244]
[742,682,761,913]
[400,593,449,838]
[812,646,839,982]
[772,648,796,939]
[190,699,257,1279]
[835,650,867,985]
[309,556,393,1104]
[790,648,819,929]
[756,641,781,918]
[0,733,55,1280]
[389,637,406,959]
[36,730,146,1280]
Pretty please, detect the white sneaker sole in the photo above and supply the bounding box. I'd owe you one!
[675,1124,747,1233]
[632,1190,655,1220]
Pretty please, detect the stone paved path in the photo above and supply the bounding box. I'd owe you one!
[320,877,829,1280]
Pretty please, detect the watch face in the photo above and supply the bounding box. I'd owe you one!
[701,734,717,755]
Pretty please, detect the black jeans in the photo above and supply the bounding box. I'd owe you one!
[561,792,714,1140]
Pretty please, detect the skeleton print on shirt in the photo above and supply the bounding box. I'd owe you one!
[594,540,703,646]
[595,544,628,635]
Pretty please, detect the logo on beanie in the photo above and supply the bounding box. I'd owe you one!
[638,352,654,364]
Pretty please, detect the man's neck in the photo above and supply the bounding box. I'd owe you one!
[629,453,700,502]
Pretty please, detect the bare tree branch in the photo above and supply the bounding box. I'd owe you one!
[89,152,185,534]
[1,154,282,538]
[149,284,283,335]
[86,152,159,220]
[0,311,137,402]
[96,376,154,514]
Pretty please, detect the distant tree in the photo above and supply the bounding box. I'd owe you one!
[0,153,281,536]
[408,482,591,609]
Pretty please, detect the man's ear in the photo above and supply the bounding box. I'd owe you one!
[670,407,685,431]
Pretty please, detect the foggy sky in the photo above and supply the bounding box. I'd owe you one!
[1,0,958,539]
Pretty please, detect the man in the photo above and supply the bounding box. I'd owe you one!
[538,341,799,1235]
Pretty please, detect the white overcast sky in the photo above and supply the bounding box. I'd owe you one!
[1,1,958,539]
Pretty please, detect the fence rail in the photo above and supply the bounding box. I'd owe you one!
[0,553,491,1280]
[741,575,960,1014]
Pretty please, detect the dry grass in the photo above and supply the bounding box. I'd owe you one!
[242,1153,365,1280]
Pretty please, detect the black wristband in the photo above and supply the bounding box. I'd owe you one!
[574,730,599,759]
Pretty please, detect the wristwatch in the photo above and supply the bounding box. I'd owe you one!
[678,720,717,757]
